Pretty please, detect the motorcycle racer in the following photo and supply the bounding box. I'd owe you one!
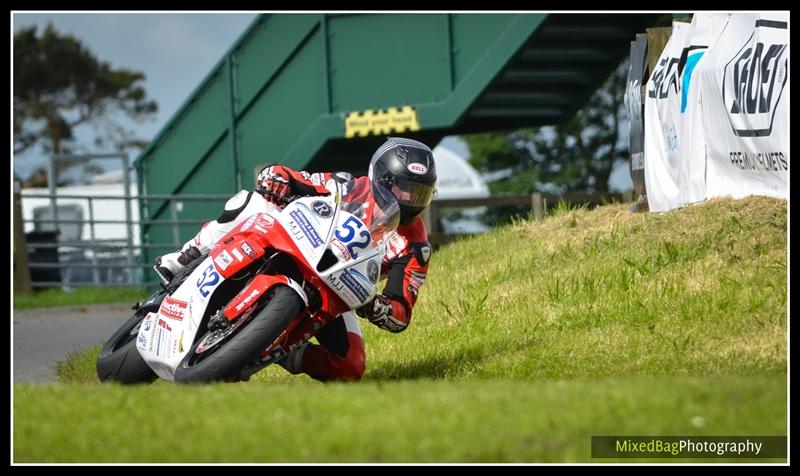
[153,137,437,382]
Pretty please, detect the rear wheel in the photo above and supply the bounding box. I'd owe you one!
[96,311,158,384]
[174,286,304,383]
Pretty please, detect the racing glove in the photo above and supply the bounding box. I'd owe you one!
[257,165,293,205]
[356,294,406,332]
[256,165,331,206]
[153,245,202,285]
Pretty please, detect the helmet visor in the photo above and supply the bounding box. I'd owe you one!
[389,177,435,209]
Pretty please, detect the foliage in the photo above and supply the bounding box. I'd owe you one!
[464,60,630,225]
[13,23,158,156]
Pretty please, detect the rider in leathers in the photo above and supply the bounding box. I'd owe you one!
[154,137,437,381]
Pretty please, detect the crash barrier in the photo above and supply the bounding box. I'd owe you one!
[642,12,788,212]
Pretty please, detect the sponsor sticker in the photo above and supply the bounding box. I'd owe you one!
[256,214,276,229]
[160,295,188,321]
[367,260,379,283]
[241,215,257,231]
[325,274,357,305]
[408,271,427,297]
[289,210,324,247]
[241,242,257,259]
[339,270,370,302]
[231,248,245,262]
[138,313,155,352]
[332,238,352,261]
[234,289,261,313]
[419,245,431,265]
[407,162,428,175]
[385,232,408,261]
[312,200,333,218]
[214,250,234,271]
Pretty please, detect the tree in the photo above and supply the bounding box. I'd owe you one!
[465,59,630,196]
[13,23,158,156]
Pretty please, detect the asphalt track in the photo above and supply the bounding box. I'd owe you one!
[13,304,134,382]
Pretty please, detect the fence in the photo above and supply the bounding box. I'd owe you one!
[16,178,632,289]
[18,190,230,289]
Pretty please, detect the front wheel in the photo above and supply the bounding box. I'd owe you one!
[96,311,158,384]
[174,286,304,383]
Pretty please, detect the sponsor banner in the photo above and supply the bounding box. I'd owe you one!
[681,13,731,205]
[626,33,649,199]
[644,21,693,212]
[691,12,788,200]
[645,13,787,211]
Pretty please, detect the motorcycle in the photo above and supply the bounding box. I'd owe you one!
[96,177,399,383]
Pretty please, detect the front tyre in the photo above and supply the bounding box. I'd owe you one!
[174,286,304,383]
[96,312,158,384]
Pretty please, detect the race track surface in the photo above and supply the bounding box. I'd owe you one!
[13,304,134,382]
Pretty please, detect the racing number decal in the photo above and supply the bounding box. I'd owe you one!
[335,216,371,259]
[196,264,220,298]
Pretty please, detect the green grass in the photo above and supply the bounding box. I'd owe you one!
[13,286,150,310]
[13,377,786,463]
[13,196,787,462]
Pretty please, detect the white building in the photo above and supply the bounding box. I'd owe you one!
[20,169,141,246]
[19,170,142,286]
[431,145,491,234]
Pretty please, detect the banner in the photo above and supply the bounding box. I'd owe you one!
[690,12,788,200]
[626,33,649,200]
[644,21,692,212]
[679,13,731,204]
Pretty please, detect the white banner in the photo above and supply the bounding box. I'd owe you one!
[680,13,731,204]
[690,12,789,200]
[644,21,692,212]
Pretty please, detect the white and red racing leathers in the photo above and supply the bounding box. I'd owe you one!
[159,165,431,381]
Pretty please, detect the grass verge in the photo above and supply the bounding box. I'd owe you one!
[13,286,150,311]
[13,376,786,463]
[15,196,787,462]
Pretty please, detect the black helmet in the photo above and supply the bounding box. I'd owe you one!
[369,137,437,225]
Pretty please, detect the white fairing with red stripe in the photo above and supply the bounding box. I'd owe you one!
[277,194,385,309]
[134,179,399,381]
[136,255,229,381]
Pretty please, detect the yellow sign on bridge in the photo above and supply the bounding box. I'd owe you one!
[344,106,421,138]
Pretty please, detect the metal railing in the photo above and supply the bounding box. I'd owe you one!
[21,192,232,288]
[18,154,634,289]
